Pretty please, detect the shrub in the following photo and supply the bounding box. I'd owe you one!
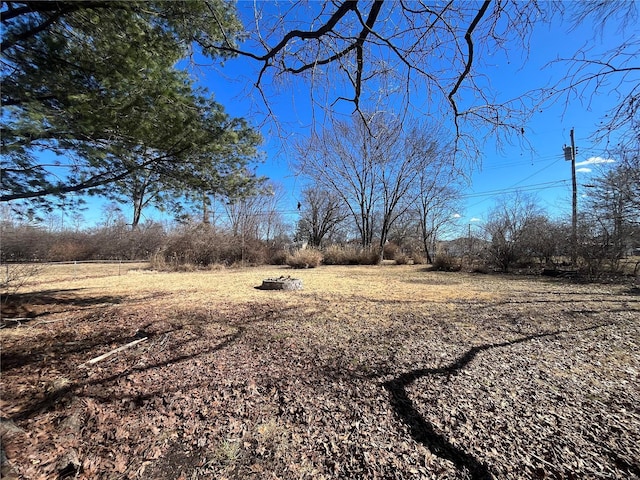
[411,253,426,265]
[154,225,269,269]
[322,245,381,265]
[1,262,43,296]
[383,242,400,260]
[322,245,348,265]
[221,236,269,266]
[394,252,410,265]
[48,240,94,261]
[432,254,461,272]
[360,247,382,265]
[269,249,289,266]
[286,248,323,268]
[471,264,490,274]
[148,251,167,271]
[0,225,50,261]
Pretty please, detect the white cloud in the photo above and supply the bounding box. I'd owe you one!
[470,217,481,222]
[452,213,461,218]
[576,167,592,173]
[575,156,615,167]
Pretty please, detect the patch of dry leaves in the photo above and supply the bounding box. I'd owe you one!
[1,265,639,479]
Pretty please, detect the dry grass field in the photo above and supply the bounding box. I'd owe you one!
[1,263,639,479]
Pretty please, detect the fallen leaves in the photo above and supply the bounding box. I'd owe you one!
[1,270,638,479]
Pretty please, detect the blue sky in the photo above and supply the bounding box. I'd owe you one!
[187,2,634,233]
[453,17,629,226]
[74,2,635,234]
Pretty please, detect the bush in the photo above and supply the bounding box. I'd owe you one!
[0,225,50,261]
[383,242,400,260]
[411,253,426,265]
[154,225,269,269]
[48,239,94,261]
[357,248,381,265]
[394,252,410,265]
[432,254,461,272]
[471,264,490,274]
[322,245,381,265]
[149,252,199,272]
[1,262,43,296]
[321,245,348,265]
[269,249,289,266]
[286,248,323,268]
[90,222,166,260]
[148,251,167,271]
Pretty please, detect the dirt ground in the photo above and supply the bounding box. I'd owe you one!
[1,264,639,479]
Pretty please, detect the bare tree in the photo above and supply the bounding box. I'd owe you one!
[582,153,640,269]
[222,181,287,241]
[484,192,546,271]
[617,145,640,214]
[410,135,464,263]
[297,113,385,250]
[224,196,261,239]
[202,1,640,161]
[260,183,290,243]
[297,112,437,261]
[297,185,349,248]
[384,131,463,263]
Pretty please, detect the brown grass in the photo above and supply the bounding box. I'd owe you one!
[1,263,639,479]
[10,263,500,314]
[18,261,150,285]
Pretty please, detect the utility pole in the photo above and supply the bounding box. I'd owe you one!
[564,128,578,266]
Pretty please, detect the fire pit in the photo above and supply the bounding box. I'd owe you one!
[258,276,303,291]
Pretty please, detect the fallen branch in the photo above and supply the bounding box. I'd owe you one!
[0,317,32,328]
[80,337,148,367]
[29,318,64,327]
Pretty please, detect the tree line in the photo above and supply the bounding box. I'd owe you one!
[2,147,638,278]
[295,147,639,276]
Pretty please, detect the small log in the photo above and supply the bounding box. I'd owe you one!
[80,337,147,367]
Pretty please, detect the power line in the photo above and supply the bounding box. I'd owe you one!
[508,157,565,188]
[199,177,572,220]
[460,179,569,200]
[200,179,570,218]
[480,153,564,171]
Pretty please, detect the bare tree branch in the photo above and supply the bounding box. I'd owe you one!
[448,0,491,107]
